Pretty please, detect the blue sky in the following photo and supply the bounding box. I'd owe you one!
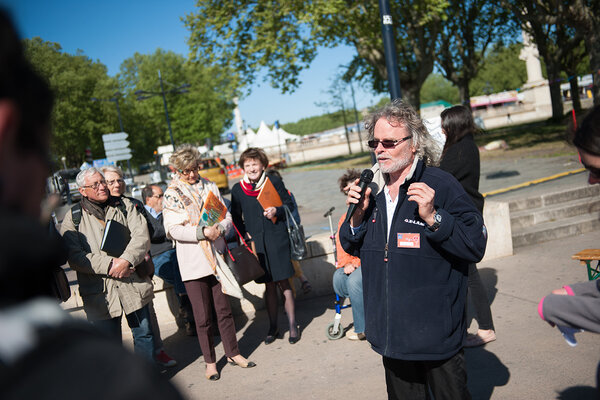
[2,0,382,132]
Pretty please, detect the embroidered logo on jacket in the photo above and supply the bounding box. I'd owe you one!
[404,218,425,227]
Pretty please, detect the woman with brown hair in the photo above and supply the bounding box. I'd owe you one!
[230,148,300,344]
[440,105,496,347]
[163,145,255,381]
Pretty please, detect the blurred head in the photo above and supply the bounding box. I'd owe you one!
[338,169,361,195]
[101,165,125,196]
[573,105,600,185]
[0,10,54,218]
[77,168,109,203]
[364,99,440,168]
[440,105,476,153]
[170,144,201,185]
[239,147,268,182]
[142,184,164,212]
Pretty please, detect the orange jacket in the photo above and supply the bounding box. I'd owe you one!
[336,214,361,269]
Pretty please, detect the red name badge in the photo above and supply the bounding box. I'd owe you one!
[397,233,420,248]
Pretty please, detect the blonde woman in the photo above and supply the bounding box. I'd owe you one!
[163,145,255,381]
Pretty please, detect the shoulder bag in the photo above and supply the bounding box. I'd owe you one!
[283,205,308,260]
[225,224,265,285]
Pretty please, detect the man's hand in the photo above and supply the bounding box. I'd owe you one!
[203,225,221,241]
[407,182,436,226]
[263,206,276,220]
[346,178,372,227]
[343,264,358,275]
[109,258,132,279]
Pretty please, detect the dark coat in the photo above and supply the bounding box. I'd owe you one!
[230,173,295,283]
[440,134,484,214]
[339,160,487,361]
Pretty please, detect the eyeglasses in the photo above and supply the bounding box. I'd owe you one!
[106,178,125,186]
[152,194,164,199]
[82,180,108,190]
[178,164,199,175]
[367,136,412,149]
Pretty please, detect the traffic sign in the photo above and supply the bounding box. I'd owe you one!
[107,153,132,162]
[105,148,132,157]
[102,132,128,142]
[104,140,130,150]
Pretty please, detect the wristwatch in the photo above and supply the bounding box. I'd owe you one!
[427,211,442,231]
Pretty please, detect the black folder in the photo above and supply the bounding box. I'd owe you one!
[100,219,131,257]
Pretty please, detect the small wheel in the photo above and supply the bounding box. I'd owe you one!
[326,322,344,340]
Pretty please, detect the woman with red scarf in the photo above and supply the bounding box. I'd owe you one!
[230,148,300,344]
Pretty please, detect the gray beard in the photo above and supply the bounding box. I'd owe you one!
[378,155,412,174]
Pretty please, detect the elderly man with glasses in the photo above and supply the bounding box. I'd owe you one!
[340,100,487,400]
[60,167,157,365]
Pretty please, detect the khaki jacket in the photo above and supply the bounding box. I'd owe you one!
[60,197,153,320]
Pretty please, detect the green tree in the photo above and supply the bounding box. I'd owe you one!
[504,0,585,119]
[184,0,447,109]
[23,38,115,167]
[565,0,600,105]
[420,73,459,104]
[118,49,237,153]
[436,0,514,105]
[470,43,527,96]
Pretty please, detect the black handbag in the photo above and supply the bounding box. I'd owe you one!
[283,205,308,261]
[225,225,265,285]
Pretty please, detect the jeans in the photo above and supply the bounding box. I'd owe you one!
[89,304,155,363]
[333,267,365,334]
[153,249,186,295]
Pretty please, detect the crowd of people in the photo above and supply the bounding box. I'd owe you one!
[3,5,600,398]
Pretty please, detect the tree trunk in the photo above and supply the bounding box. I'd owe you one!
[584,32,600,106]
[546,63,564,120]
[568,75,582,114]
[459,81,471,107]
[401,84,421,111]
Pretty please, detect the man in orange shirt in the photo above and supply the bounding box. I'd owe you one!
[335,169,365,341]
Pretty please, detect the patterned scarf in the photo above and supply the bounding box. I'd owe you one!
[163,177,220,272]
[239,170,267,197]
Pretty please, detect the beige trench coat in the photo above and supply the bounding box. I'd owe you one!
[61,197,153,320]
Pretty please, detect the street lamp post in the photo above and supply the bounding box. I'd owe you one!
[135,69,190,150]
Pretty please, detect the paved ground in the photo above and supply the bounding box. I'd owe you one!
[131,230,599,400]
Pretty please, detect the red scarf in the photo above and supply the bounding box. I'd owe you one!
[240,180,260,196]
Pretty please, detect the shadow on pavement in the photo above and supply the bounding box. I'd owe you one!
[466,345,510,399]
[556,385,599,399]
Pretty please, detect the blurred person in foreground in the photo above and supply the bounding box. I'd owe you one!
[230,147,300,345]
[340,100,487,399]
[163,144,255,381]
[538,105,600,384]
[439,105,496,347]
[0,9,182,399]
[101,165,177,368]
[335,169,366,341]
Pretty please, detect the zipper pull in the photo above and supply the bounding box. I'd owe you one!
[384,242,388,263]
[372,207,377,223]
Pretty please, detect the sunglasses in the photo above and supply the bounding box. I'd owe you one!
[367,136,412,149]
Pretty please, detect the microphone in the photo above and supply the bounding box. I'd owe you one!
[345,169,374,224]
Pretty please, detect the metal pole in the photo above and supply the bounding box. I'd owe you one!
[112,97,133,178]
[350,83,364,152]
[113,98,125,132]
[158,70,176,149]
[339,94,352,155]
[378,0,402,100]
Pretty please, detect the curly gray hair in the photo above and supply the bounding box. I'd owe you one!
[364,99,440,166]
[169,144,201,172]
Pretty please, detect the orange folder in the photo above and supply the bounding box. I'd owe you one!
[199,190,227,226]
[257,177,282,223]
